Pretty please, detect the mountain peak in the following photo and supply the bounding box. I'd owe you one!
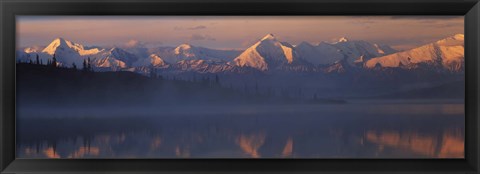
[366,34,464,71]
[50,37,71,46]
[318,41,331,46]
[110,47,122,52]
[143,54,167,67]
[176,43,193,50]
[452,34,464,40]
[42,37,73,55]
[174,43,194,55]
[435,34,465,46]
[297,41,314,48]
[233,34,299,71]
[338,37,349,42]
[261,33,276,41]
[53,37,67,43]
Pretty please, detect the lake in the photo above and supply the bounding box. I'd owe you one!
[16,100,465,158]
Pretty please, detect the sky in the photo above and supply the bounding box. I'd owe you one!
[17,16,464,51]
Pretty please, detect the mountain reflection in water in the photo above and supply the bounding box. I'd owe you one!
[17,102,464,158]
[365,129,463,158]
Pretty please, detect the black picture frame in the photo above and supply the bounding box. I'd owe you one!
[1,0,479,173]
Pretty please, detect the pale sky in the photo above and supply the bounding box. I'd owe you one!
[17,16,464,51]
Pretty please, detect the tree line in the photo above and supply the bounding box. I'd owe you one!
[18,54,94,72]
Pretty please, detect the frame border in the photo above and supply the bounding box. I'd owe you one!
[1,0,479,173]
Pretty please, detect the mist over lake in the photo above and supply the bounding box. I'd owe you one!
[17,101,464,158]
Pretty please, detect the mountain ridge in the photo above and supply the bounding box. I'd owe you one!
[17,34,464,74]
[365,34,464,72]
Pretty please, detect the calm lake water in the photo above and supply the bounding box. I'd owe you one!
[16,100,465,158]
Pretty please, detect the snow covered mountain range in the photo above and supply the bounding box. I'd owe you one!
[365,34,464,72]
[17,34,464,74]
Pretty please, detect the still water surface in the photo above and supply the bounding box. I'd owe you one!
[17,101,464,158]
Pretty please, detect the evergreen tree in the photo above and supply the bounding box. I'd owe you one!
[52,54,57,68]
[72,63,77,70]
[82,59,87,71]
[87,57,92,71]
[35,54,40,65]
